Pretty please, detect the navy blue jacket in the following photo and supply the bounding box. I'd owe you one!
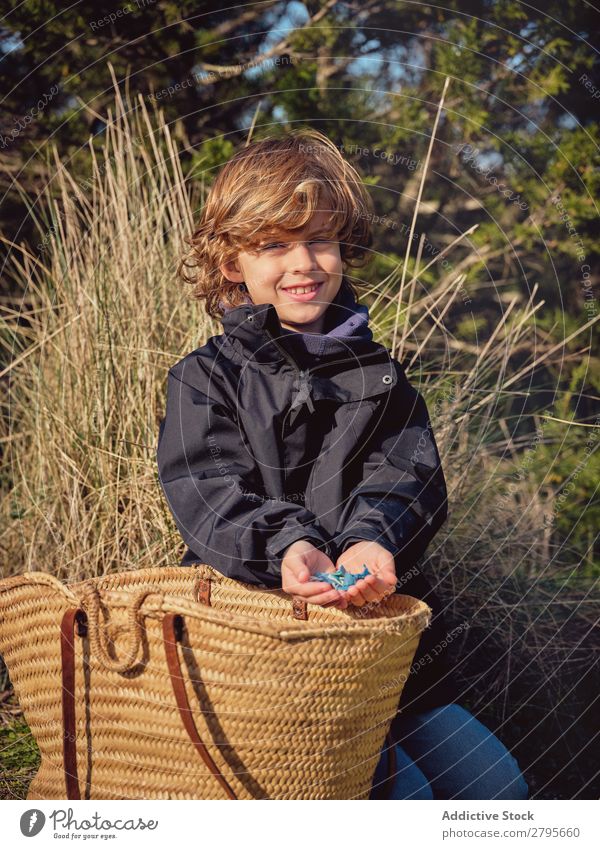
[156,288,460,716]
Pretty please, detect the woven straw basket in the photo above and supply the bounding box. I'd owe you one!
[0,564,431,800]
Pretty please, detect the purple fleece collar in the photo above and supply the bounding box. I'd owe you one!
[219,282,373,357]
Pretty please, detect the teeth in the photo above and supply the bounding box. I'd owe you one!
[286,283,319,295]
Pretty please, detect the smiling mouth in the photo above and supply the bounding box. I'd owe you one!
[282,282,323,296]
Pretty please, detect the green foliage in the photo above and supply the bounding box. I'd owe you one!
[0,716,39,772]
[456,314,488,341]
[189,137,236,178]
[0,715,40,798]
[536,363,600,573]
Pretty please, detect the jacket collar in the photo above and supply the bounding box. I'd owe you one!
[219,281,373,354]
[218,298,398,417]
[221,284,377,361]
[220,300,294,365]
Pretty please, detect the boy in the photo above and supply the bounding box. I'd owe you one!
[156,130,528,799]
[157,127,453,691]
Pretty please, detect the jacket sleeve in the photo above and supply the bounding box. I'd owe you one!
[332,362,448,567]
[156,366,334,587]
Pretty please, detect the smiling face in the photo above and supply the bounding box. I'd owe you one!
[219,210,343,334]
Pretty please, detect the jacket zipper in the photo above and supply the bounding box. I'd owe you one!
[261,323,390,516]
[263,327,307,376]
[263,327,316,425]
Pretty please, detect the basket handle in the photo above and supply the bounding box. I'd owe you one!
[162,612,237,800]
[80,581,146,672]
[60,607,87,800]
[59,606,236,800]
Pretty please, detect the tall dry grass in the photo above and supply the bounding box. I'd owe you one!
[1,86,221,580]
[1,81,597,797]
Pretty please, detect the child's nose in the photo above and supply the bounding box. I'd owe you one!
[288,242,319,272]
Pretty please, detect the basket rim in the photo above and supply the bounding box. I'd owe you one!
[119,588,432,641]
[0,569,432,642]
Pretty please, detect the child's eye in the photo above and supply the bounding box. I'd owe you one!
[259,238,336,252]
[260,242,286,251]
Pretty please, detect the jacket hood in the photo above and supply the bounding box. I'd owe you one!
[219,282,374,362]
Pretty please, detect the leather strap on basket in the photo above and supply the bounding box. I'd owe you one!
[60,607,88,800]
[195,574,308,620]
[162,612,237,800]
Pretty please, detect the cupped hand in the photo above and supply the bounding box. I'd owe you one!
[334,540,397,607]
[280,539,349,609]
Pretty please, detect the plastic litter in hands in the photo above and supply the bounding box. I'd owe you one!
[309,564,371,590]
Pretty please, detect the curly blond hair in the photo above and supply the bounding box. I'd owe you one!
[178,128,376,319]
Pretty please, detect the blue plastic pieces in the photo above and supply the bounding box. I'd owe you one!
[309,564,371,590]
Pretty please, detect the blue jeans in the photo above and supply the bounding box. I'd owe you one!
[369,704,529,800]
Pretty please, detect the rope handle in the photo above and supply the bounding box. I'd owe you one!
[79,581,148,672]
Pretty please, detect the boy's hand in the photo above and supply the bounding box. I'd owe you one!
[281,539,349,609]
[335,540,397,607]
